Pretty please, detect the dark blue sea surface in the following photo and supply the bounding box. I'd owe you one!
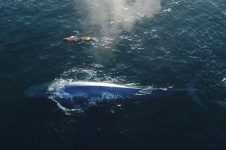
[1,0,226,149]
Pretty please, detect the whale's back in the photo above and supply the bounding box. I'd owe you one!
[63,82,141,97]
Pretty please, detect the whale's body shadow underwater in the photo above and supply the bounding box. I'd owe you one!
[25,81,201,112]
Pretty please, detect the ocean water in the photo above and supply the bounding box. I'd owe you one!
[1,0,226,149]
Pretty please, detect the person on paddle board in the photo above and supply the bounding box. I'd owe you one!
[64,36,94,42]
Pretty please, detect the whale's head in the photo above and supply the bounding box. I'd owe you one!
[25,82,51,98]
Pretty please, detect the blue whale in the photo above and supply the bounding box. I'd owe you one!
[26,81,142,98]
[25,81,148,109]
[25,81,196,110]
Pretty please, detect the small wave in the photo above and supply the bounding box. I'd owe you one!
[222,78,226,86]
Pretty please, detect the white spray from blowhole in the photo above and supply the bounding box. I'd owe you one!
[80,0,161,37]
[75,0,161,63]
